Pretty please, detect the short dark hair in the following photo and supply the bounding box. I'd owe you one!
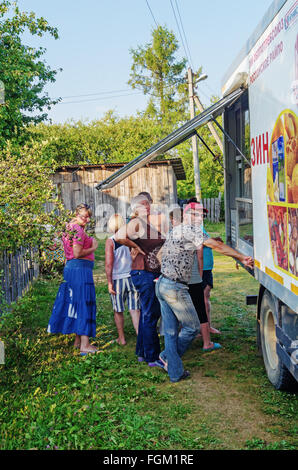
[137,192,153,203]
[169,207,183,222]
[186,197,198,204]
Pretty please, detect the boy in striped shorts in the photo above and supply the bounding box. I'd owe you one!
[105,214,140,345]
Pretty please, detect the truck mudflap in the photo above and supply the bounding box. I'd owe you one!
[276,326,298,381]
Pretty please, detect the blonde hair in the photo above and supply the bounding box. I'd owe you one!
[75,203,92,217]
[108,214,125,233]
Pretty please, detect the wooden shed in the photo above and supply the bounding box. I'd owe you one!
[51,158,185,233]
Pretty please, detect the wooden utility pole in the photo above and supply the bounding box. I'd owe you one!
[193,94,223,153]
[187,67,201,202]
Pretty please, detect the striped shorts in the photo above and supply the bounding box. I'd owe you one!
[110,277,140,313]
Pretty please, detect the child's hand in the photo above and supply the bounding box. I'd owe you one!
[108,282,116,295]
[92,238,98,250]
[131,246,145,260]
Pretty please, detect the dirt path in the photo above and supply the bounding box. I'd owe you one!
[188,367,280,449]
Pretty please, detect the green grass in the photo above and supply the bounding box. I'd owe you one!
[204,220,226,241]
[0,223,297,450]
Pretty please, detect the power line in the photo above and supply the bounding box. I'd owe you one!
[57,91,143,105]
[170,1,214,103]
[59,89,132,100]
[201,80,219,98]
[54,75,189,106]
[195,84,211,102]
[174,0,194,70]
[145,0,158,27]
[170,0,192,69]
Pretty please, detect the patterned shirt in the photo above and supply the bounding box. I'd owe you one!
[161,224,209,283]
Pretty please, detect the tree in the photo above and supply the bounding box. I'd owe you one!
[0,0,61,149]
[128,25,188,125]
[127,25,225,198]
[0,142,69,256]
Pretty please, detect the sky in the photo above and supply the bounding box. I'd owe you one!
[17,0,274,124]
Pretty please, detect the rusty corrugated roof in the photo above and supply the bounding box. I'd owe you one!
[56,158,186,180]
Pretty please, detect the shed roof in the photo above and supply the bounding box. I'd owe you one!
[55,158,186,180]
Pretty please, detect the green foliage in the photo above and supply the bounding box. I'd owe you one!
[0,0,61,148]
[28,112,171,167]
[176,122,224,199]
[128,25,188,124]
[0,142,70,253]
[29,109,224,199]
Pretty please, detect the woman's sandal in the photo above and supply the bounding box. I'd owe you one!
[202,342,222,352]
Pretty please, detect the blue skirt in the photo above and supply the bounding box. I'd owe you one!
[47,259,96,337]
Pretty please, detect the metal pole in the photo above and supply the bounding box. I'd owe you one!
[187,67,201,202]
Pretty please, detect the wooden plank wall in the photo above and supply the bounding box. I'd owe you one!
[50,164,179,232]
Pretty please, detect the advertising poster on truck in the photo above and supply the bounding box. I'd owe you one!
[249,0,298,302]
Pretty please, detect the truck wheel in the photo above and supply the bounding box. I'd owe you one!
[260,290,296,391]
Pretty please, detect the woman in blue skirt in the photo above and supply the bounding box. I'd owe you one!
[47,204,98,355]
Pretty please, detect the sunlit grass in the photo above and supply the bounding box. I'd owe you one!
[0,224,297,450]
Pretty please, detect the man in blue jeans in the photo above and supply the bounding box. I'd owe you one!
[115,194,166,367]
[156,202,254,382]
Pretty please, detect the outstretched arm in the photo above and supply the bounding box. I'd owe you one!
[203,238,254,269]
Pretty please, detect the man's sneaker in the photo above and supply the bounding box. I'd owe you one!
[148,359,165,369]
[170,370,190,382]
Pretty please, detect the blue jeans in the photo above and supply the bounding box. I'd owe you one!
[130,270,161,362]
[155,276,200,382]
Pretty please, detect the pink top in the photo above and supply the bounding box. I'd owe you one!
[62,223,95,261]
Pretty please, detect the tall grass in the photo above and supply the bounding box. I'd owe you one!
[0,223,297,450]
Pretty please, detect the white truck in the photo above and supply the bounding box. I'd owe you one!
[221,0,297,391]
[96,0,297,390]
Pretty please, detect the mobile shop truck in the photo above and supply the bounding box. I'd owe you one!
[221,0,298,390]
[96,0,298,390]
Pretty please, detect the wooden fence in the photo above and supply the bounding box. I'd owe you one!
[202,193,222,223]
[0,247,39,307]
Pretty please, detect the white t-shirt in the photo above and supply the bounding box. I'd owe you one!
[110,236,132,280]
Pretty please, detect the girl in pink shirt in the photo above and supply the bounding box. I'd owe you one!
[63,222,95,261]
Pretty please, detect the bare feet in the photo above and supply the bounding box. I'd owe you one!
[116,338,127,346]
[74,335,81,349]
[80,344,98,354]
